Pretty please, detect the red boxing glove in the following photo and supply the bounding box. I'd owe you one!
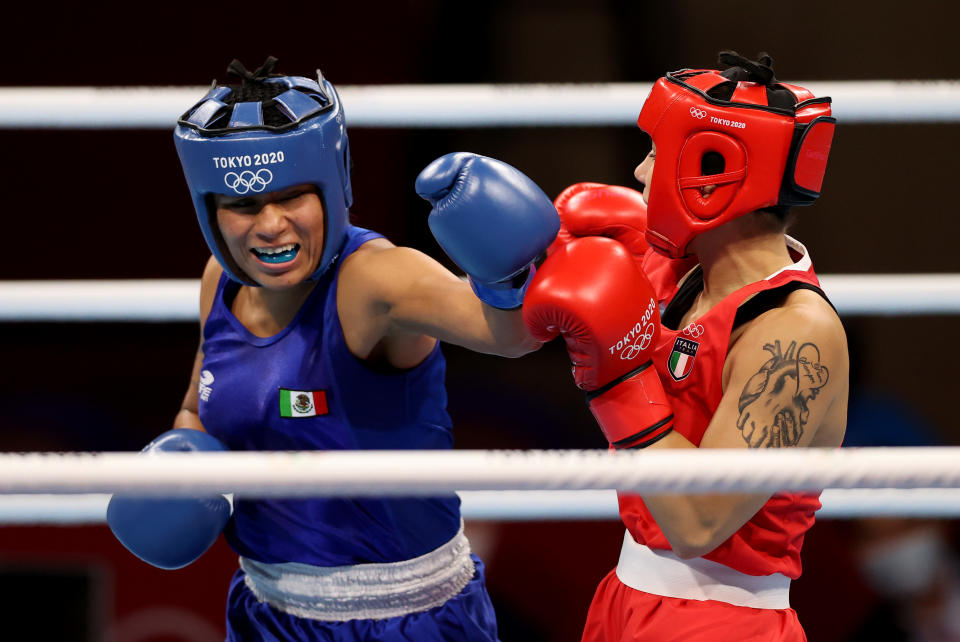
[523,236,673,449]
[548,183,650,264]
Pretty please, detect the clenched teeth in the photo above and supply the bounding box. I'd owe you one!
[253,243,298,255]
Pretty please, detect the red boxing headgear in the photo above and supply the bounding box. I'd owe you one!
[637,53,836,258]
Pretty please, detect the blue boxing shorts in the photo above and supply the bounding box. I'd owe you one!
[225,544,499,641]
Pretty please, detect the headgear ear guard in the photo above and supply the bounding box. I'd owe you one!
[636,51,836,258]
[174,57,353,284]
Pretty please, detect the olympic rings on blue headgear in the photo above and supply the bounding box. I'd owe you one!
[174,63,352,285]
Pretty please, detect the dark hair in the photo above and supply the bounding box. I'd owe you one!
[208,57,307,129]
[707,51,800,111]
[755,206,794,233]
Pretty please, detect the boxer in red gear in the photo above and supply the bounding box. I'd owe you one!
[525,51,848,641]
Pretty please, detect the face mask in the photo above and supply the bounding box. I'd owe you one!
[858,528,948,599]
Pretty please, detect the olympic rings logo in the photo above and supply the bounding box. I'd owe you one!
[683,323,705,338]
[224,169,274,194]
[689,107,707,119]
[620,323,656,360]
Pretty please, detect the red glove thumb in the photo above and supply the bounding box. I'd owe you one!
[547,183,649,263]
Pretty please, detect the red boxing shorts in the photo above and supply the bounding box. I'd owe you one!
[582,569,805,642]
[581,532,806,641]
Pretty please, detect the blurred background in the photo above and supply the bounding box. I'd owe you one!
[1,0,959,640]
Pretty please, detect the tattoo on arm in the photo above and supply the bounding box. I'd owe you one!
[736,340,829,448]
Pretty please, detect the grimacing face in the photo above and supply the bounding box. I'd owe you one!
[214,184,326,290]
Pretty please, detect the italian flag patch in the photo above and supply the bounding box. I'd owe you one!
[279,389,328,418]
[668,337,699,381]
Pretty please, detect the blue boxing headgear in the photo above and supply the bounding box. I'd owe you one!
[173,58,353,285]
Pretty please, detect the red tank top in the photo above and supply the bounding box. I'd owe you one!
[620,237,824,579]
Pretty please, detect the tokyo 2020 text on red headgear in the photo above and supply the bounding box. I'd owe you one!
[637,51,836,258]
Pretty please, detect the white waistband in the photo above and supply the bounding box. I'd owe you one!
[240,522,475,622]
[615,530,791,609]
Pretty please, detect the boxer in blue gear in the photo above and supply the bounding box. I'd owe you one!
[107,57,559,641]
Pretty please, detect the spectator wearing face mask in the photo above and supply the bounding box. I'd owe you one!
[842,322,960,642]
[852,519,960,642]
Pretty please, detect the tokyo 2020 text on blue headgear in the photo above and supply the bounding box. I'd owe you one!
[174,57,353,285]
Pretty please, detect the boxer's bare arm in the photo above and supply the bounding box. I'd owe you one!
[642,295,848,558]
[337,238,538,369]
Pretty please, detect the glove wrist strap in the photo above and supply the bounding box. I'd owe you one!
[587,362,674,449]
[469,266,535,310]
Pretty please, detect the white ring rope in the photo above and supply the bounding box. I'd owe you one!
[458,489,960,521]
[1,81,959,128]
[4,83,957,526]
[1,448,959,497]
[0,279,200,322]
[0,274,956,321]
[5,489,960,525]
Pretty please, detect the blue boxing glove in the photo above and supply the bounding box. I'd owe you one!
[106,429,231,570]
[416,152,560,309]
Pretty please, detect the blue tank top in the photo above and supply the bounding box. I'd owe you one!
[198,226,461,566]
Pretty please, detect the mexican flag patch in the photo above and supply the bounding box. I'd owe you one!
[279,389,328,418]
